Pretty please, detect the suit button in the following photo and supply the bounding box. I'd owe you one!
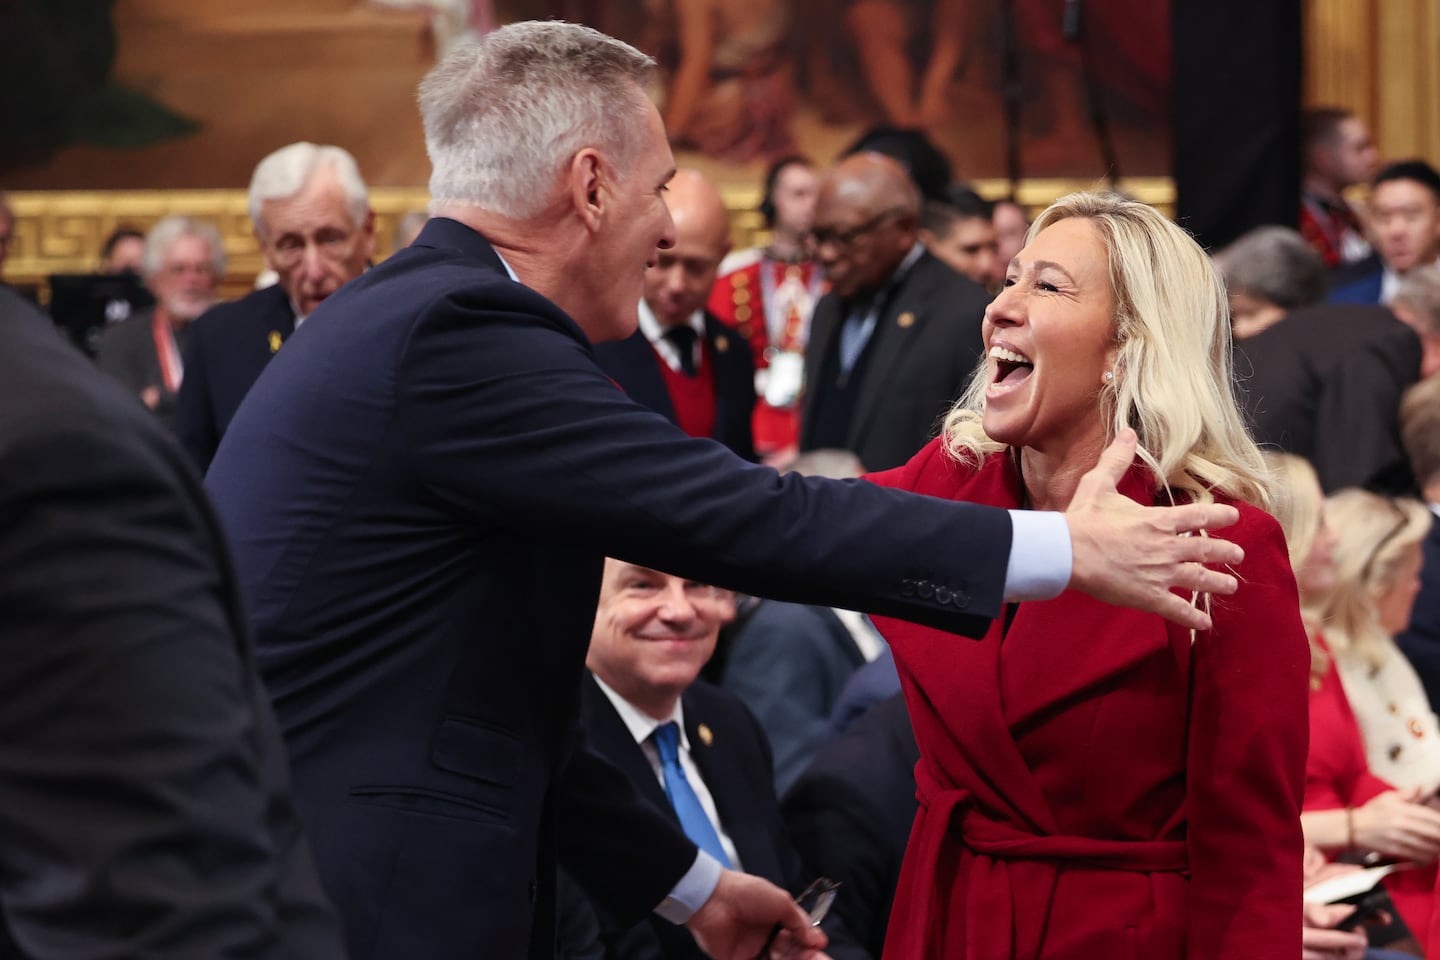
[952,590,971,609]
[917,580,934,600]
[934,586,952,604]
[900,578,917,597]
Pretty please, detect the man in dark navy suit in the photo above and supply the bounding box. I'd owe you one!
[594,169,757,460]
[206,20,1250,960]
[176,142,375,472]
[1330,160,1440,307]
[0,287,345,958]
[570,558,868,959]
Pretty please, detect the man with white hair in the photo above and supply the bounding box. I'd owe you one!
[96,215,224,429]
[176,142,375,471]
[206,21,1250,960]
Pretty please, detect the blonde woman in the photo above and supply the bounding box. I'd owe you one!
[866,193,1309,958]
[1268,453,1439,953]
[1320,490,1439,793]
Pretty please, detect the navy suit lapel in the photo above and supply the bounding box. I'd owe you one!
[703,310,749,446]
[848,257,935,449]
[800,295,843,446]
[580,675,674,818]
[682,693,784,884]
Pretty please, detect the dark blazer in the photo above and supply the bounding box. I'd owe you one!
[783,693,919,960]
[800,251,989,471]
[94,306,180,429]
[0,289,343,958]
[1399,515,1440,712]
[1234,302,1422,494]
[1328,267,1384,305]
[205,217,1010,960]
[592,311,757,461]
[719,601,869,794]
[176,283,296,473]
[575,675,870,960]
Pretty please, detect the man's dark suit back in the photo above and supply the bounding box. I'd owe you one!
[176,283,296,472]
[0,289,342,958]
[1233,302,1421,494]
[593,312,757,460]
[206,217,1007,960]
[800,252,988,471]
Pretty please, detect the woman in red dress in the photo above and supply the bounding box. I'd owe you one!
[866,193,1309,959]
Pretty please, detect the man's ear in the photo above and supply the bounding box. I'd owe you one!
[569,148,605,232]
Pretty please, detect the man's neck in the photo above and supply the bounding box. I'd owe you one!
[1422,482,1440,508]
[1303,174,1344,205]
[766,231,806,262]
[154,305,189,333]
[432,200,572,303]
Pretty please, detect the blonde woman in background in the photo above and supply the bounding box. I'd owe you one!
[1267,453,1439,952]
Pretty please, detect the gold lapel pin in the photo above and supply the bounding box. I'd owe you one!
[897,311,915,329]
[714,335,729,353]
[698,724,714,746]
[268,331,283,354]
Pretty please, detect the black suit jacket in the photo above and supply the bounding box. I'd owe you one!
[1233,302,1422,494]
[782,693,919,960]
[0,289,343,958]
[575,676,870,960]
[593,311,757,461]
[94,306,181,429]
[176,283,295,472]
[800,252,989,471]
[1399,517,1440,711]
[206,217,1010,960]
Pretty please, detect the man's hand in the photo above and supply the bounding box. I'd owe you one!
[1065,429,1244,632]
[686,869,828,960]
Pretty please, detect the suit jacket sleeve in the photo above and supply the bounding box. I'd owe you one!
[395,293,1010,634]
[176,322,219,472]
[1185,508,1308,959]
[0,424,340,958]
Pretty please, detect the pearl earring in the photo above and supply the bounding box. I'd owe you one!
[1102,371,1114,383]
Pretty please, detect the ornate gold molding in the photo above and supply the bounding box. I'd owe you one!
[5,178,1176,294]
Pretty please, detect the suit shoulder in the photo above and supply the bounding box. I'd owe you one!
[192,285,291,334]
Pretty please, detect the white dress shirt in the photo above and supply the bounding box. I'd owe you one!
[637,300,706,374]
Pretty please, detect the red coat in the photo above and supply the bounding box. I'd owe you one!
[867,439,1309,960]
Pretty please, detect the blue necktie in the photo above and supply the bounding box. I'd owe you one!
[651,721,731,867]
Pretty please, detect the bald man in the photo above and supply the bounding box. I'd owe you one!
[594,169,758,460]
[799,152,989,471]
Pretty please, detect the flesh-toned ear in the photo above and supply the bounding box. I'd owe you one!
[569,148,605,232]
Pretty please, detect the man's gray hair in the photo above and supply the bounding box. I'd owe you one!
[418,21,657,219]
[248,142,370,237]
[142,215,227,279]
[1214,225,1327,310]
[1393,265,1440,336]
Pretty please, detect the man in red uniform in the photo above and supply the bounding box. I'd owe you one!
[708,156,825,462]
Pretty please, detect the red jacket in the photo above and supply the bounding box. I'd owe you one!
[867,439,1309,959]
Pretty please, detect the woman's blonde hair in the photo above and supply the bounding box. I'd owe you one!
[1315,489,1431,668]
[941,192,1271,509]
[1263,452,1330,674]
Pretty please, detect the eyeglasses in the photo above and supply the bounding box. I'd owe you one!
[806,208,908,250]
[755,877,841,959]
[1359,497,1411,584]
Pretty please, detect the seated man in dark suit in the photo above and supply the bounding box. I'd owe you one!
[799,152,989,472]
[593,168,756,460]
[783,693,918,959]
[1398,375,1440,710]
[95,215,224,429]
[0,287,345,957]
[176,142,375,472]
[571,557,869,960]
[1218,225,1422,494]
[1330,160,1440,306]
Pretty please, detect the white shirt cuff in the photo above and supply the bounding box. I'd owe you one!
[654,850,723,924]
[1004,510,1072,601]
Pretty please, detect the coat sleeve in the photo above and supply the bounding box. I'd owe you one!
[396,297,1010,633]
[1185,506,1308,959]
